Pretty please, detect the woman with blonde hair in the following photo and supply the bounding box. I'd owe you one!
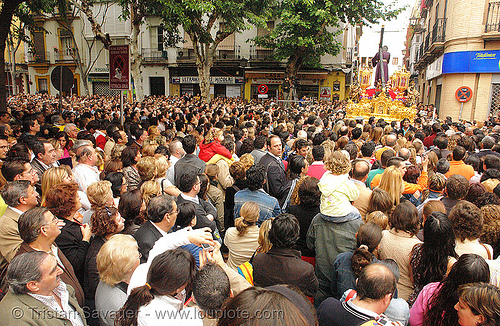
[82,180,115,224]
[40,166,91,211]
[224,201,260,270]
[154,155,180,196]
[378,166,405,209]
[256,217,274,254]
[136,156,157,183]
[140,180,161,207]
[95,234,141,326]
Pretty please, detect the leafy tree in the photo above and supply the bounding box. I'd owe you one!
[0,0,56,110]
[254,0,402,79]
[160,0,270,102]
[117,0,161,101]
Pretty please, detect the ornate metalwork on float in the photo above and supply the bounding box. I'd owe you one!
[347,67,418,122]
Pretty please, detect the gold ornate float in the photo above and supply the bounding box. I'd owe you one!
[346,66,418,122]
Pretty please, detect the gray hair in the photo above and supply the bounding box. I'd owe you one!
[147,194,175,223]
[1,180,31,207]
[71,139,92,154]
[75,144,94,162]
[63,123,77,133]
[18,207,49,244]
[6,251,48,294]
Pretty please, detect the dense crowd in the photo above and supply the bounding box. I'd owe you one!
[0,93,498,326]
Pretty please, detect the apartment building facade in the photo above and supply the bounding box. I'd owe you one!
[408,0,500,121]
[26,3,358,101]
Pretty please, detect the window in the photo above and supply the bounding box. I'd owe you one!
[150,26,164,51]
[38,78,48,93]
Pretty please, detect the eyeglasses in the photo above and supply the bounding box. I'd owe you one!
[43,216,61,227]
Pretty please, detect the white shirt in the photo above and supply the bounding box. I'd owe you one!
[128,228,192,294]
[28,282,85,326]
[73,163,99,193]
[137,295,202,326]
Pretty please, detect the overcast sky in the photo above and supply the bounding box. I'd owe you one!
[358,0,418,77]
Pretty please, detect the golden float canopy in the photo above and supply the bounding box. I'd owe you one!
[347,67,417,122]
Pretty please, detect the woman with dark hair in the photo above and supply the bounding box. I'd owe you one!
[84,206,125,325]
[252,213,318,298]
[115,249,198,326]
[121,146,141,191]
[331,222,382,299]
[455,283,500,326]
[118,189,146,235]
[366,188,393,217]
[287,176,320,264]
[449,200,493,259]
[104,171,127,207]
[409,254,490,326]
[283,155,309,211]
[464,183,487,208]
[217,285,316,326]
[56,131,72,166]
[378,201,422,301]
[409,212,458,305]
[48,182,92,285]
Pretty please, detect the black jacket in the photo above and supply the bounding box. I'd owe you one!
[133,221,162,263]
[259,153,291,207]
[174,154,206,188]
[55,218,90,286]
[176,195,217,232]
[252,247,318,297]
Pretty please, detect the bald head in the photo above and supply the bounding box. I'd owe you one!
[398,148,410,161]
[386,134,397,147]
[351,160,370,181]
[356,263,396,301]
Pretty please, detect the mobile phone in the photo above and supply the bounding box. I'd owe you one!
[201,243,214,252]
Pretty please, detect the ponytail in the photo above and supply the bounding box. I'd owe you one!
[351,245,374,278]
[115,285,155,326]
[235,217,254,236]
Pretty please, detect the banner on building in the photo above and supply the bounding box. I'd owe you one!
[109,45,130,90]
[443,50,500,74]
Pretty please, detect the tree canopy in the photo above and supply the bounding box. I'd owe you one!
[254,0,403,77]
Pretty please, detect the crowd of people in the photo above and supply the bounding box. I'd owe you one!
[0,92,498,325]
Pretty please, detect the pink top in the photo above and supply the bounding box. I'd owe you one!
[409,282,441,326]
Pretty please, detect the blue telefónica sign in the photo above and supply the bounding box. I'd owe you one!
[442,50,500,74]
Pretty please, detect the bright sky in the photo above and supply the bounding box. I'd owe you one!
[358,0,418,77]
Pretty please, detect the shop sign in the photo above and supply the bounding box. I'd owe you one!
[426,55,443,81]
[443,50,500,74]
[245,71,328,79]
[252,78,318,85]
[172,76,242,84]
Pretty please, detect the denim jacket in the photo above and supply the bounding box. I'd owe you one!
[234,189,282,226]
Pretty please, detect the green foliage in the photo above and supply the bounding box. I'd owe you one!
[159,0,270,48]
[255,0,404,72]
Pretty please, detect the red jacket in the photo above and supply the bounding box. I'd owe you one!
[199,141,232,162]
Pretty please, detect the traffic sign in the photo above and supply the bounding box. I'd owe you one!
[109,45,130,90]
[455,86,472,103]
[51,66,74,92]
[258,84,268,94]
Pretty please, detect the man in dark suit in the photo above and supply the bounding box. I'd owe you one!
[174,135,206,187]
[134,194,178,263]
[472,136,500,158]
[259,135,291,206]
[176,173,217,233]
[31,139,57,192]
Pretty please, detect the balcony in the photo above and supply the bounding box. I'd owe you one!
[54,49,74,62]
[415,19,446,69]
[142,48,168,63]
[484,2,500,41]
[176,49,196,62]
[429,18,446,53]
[27,51,50,64]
